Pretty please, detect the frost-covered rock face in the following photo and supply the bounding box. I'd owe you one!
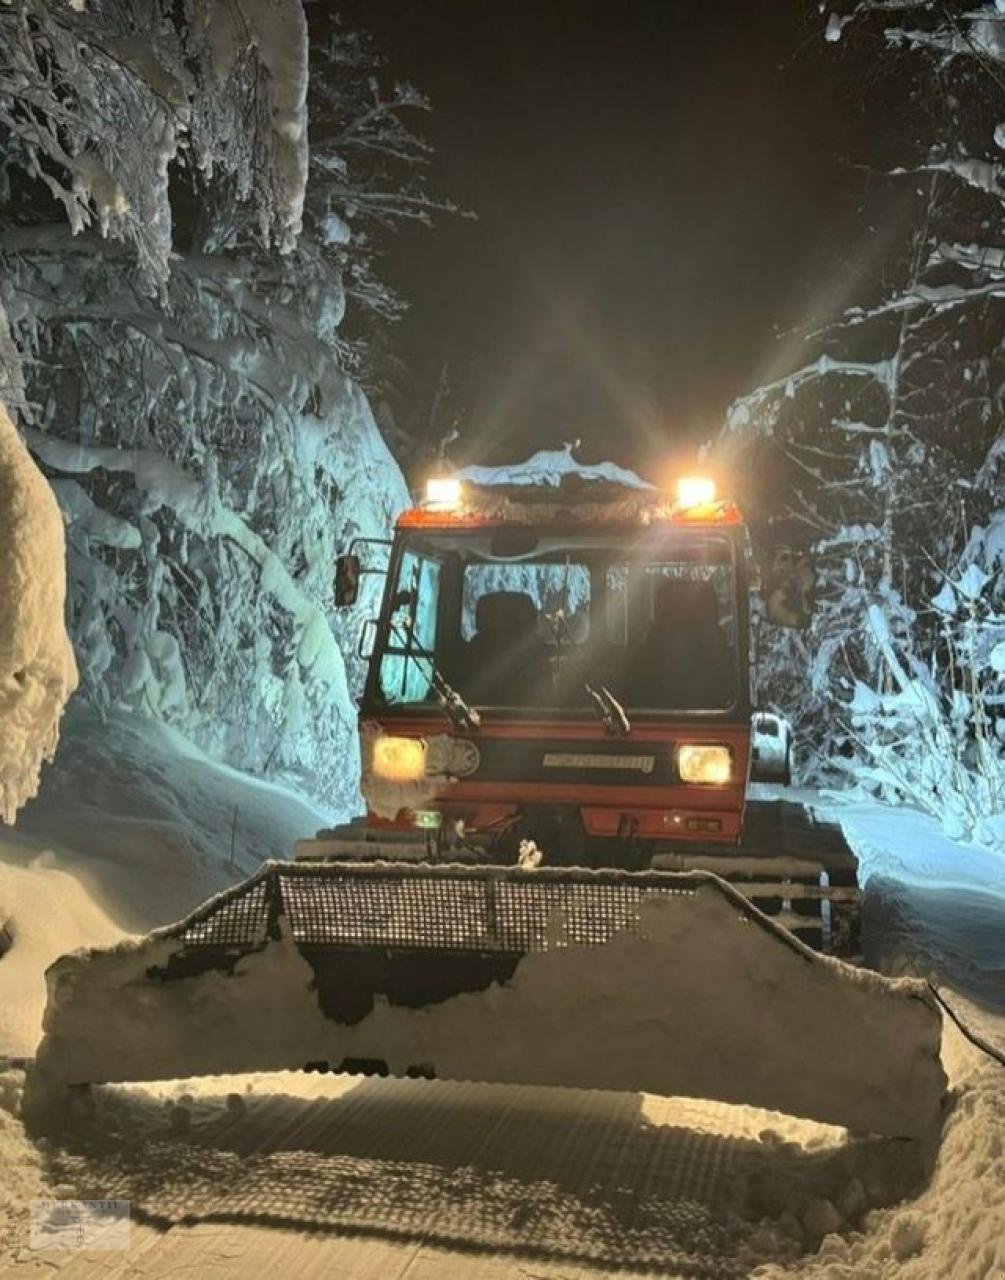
[0,406,78,824]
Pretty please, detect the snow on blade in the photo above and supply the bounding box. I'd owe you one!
[27,868,946,1139]
[0,405,78,824]
[0,853,125,1059]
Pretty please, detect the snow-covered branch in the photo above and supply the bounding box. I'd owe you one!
[22,423,352,705]
[726,355,894,433]
[0,0,311,289]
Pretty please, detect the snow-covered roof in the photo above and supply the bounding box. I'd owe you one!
[454,444,653,491]
[398,447,743,529]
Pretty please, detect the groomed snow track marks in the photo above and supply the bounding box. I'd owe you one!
[31,1074,865,1279]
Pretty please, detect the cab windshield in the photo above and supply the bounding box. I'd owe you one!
[370,527,740,713]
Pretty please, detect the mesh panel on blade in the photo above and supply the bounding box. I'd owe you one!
[281,872,493,949]
[181,879,270,945]
[280,868,696,952]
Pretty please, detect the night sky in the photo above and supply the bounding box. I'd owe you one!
[336,1,910,482]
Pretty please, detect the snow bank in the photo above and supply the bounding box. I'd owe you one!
[0,405,77,824]
[5,704,331,934]
[0,1068,48,1262]
[28,876,945,1138]
[830,798,1005,897]
[0,853,125,1058]
[0,703,332,1056]
[804,795,1005,1008]
[751,1007,1004,1279]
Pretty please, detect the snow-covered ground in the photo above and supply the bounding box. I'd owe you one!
[820,794,1005,1012]
[0,704,331,1059]
[0,758,1002,1277]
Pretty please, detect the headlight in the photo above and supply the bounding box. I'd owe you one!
[677,744,732,785]
[372,736,426,782]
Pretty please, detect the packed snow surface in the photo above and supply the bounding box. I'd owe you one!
[3,1003,1002,1277]
[1,778,1003,1275]
[0,406,78,825]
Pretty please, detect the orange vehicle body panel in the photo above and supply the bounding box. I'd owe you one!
[365,714,752,846]
[396,499,745,531]
[362,489,753,849]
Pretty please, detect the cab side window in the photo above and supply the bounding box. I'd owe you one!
[379,551,442,704]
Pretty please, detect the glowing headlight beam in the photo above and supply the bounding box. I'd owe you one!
[676,476,716,509]
[677,743,732,786]
[425,477,462,509]
[371,736,427,782]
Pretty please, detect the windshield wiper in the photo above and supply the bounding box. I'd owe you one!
[584,682,631,737]
[545,608,631,736]
[390,621,481,732]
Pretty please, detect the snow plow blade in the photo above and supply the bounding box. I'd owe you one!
[29,862,945,1138]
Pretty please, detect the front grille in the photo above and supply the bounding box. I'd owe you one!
[471,737,676,786]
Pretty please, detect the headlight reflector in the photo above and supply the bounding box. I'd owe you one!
[677,744,732,785]
[372,735,426,782]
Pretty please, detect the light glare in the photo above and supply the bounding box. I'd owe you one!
[425,477,462,508]
[676,476,716,508]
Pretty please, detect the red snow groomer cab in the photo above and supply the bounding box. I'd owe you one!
[300,468,859,950]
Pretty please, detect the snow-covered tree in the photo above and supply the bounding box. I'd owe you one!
[842,555,1005,853]
[725,214,966,771]
[0,4,444,810]
[720,8,1005,785]
[821,3,1005,482]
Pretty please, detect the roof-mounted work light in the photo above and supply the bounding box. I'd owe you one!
[425,477,462,510]
[676,476,716,509]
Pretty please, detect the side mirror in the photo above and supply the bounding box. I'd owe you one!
[334,553,361,608]
[759,546,815,630]
[750,712,793,785]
